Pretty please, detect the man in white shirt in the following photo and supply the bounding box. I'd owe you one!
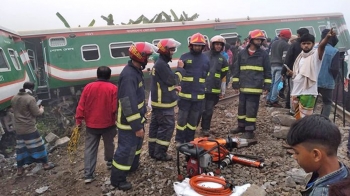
[286,29,336,120]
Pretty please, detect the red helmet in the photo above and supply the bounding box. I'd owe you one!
[248,29,266,41]
[189,33,206,46]
[129,42,158,64]
[157,38,181,55]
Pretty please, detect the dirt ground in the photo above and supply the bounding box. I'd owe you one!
[0,88,349,196]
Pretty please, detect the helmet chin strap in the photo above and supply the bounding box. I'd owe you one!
[250,42,261,49]
[140,60,148,70]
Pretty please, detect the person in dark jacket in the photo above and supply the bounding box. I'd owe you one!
[267,36,278,56]
[12,82,54,176]
[286,114,349,196]
[198,35,229,136]
[317,29,340,118]
[111,42,158,191]
[282,28,309,110]
[175,33,210,145]
[231,29,272,139]
[76,66,118,183]
[148,38,185,161]
[266,30,291,107]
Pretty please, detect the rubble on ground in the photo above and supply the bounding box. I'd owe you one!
[0,89,349,195]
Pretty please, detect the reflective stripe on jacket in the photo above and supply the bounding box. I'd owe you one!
[232,48,272,94]
[204,50,229,94]
[150,55,185,108]
[178,52,210,101]
[117,61,146,131]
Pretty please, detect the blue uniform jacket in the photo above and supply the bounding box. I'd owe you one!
[178,52,210,101]
[117,60,146,132]
[150,55,185,108]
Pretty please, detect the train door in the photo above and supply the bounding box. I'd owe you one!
[23,37,50,100]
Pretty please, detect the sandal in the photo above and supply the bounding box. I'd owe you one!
[282,142,292,149]
[286,149,294,154]
[17,167,25,176]
[43,162,55,170]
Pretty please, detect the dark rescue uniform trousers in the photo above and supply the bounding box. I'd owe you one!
[110,128,143,183]
[148,108,175,158]
[199,93,220,130]
[84,126,117,178]
[175,99,202,143]
[237,93,260,132]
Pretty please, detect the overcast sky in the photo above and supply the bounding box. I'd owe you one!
[0,0,349,31]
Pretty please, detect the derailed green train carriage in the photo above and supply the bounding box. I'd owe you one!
[0,27,38,112]
[1,12,349,112]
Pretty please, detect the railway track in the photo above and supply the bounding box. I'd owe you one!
[332,102,350,126]
[217,93,350,124]
[218,93,239,104]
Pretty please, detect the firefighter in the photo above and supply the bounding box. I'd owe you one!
[175,33,210,145]
[198,35,229,136]
[148,38,185,161]
[231,29,272,139]
[111,42,158,191]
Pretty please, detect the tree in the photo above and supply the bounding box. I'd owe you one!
[56,12,95,28]
[88,19,96,27]
[121,10,199,25]
[170,9,179,21]
[101,14,114,25]
[181,11,199,21]
[56,12,70,28]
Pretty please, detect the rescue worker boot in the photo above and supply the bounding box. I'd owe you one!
[155,153,173,161]
[112,181,132,191]
[230,126,245,134]
[175,141,183,150]
[154,143,172,161]
[201,129,210,137]
[241,131,255,139]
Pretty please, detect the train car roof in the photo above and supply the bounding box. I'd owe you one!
[0,25,20,36]
[16,12,344,36]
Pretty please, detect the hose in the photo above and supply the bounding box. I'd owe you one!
[189,175,233,196]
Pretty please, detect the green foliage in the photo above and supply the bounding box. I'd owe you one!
[101,14,114,25]
[161,12,172,22]
[121,10,199,25]
[36,121,51,136]
[5,147,13,154]
[88,19,95,27]
[55,10,198,27]
[170,9,179,21]
[56,12,70,28]
[56,12,95,28]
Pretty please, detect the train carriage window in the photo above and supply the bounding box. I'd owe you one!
[49,37,67,47]
[81,44,100,61]
[300,26,316,37]
[220,33,239,45]
[109,42,133,58]
[187,35,210,49]
[8,49,21,70]
[275,28,292,37]
[0,48,10,72]
[27,49,37,71]
[331,23,339,36]
[319,25,327,35]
